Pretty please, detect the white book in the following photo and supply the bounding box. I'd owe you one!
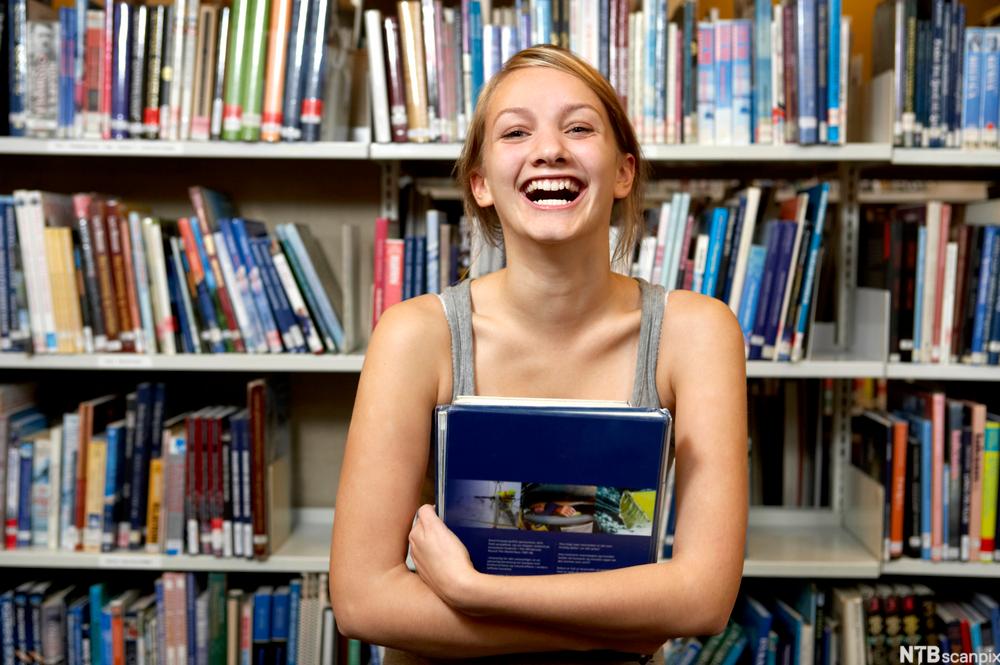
[921,202,941,364]
[128,212,156,355]
[142,219,176,355]
[582,0,599,72]
[271,251,324,354]
[59,415,79,551]
[939,241,958,365]
[426,211,442,296]
[635,236,658,282]
[726,186,762,316]
[13,191,49,353]
[178,0,200,140]
[770,193,808,361]
[651,203,672,286]
[666,23,678,145]
[664,192,690,290]
[166,0,188,139]
[691,233,710,293]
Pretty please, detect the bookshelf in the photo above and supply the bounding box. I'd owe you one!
[0,137,370,160]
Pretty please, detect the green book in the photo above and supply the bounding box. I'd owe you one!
[240,0,271,141]
[208,573,227,665]
[221,0,250,141]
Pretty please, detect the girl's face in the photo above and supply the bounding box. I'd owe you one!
[470,67,635,252]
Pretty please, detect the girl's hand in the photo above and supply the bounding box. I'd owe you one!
[408,504,484,614]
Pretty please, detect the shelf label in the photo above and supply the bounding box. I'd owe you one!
[98,355,154,368]
[98,554,164,569]
[47,140,183,155]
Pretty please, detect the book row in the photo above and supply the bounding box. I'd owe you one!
[851,382,1000,565]
[1,187,360,356]
[874,0,1000,151]
[0,378,292,559]
[0,572,374,665]
[365,0,851,146]
[1,0,353,142]
[690,582,1000,665]
[859,198,1000,366]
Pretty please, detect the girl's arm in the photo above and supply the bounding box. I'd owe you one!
[408,292,748,647]
[329,298,646,658]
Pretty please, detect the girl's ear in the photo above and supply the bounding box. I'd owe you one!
[470,170,494,207]
[614,153,636,200]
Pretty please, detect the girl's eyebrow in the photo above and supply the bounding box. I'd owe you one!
[493,103,602,124]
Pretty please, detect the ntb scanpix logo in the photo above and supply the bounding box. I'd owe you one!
[901,646,1000,664]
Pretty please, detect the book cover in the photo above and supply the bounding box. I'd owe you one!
[435,397,672,575]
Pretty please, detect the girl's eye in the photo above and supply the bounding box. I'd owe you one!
[568,125,593,134]
[501,129,527,139]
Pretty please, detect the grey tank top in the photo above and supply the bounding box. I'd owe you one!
[436,277,667,407]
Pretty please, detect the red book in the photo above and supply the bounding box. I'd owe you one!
[930,202,952,363]
[889,416,909,558]
[383,17,408,143]
[89,198,121,351]
[247,380,268,559]
[73,395,120,551]
[102,0,113,139]
[104,201,135,352]
[383,239,405,312]
[372,217,390,329]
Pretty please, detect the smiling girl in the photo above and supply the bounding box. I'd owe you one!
[329,46,748,663]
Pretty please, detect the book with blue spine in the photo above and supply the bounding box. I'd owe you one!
[530,0,549,46]
[88,584,105,665]
[164,253,196,354]
[251,587,272,665]
[110,2,131,138]
[721,196,748,304]
[980,227,1000,365]
[66,595,88,665]
[790,182,830,361]
[795,0,818,144]
[7,0,29,136]
[737,595,772,665]
[1,590,15,665]
[247,236,309,354]
[17,442,33,547]
[425,211,442,296]
[748,222,784,360]
[950,4,966,146]
[982,29,1000,148]
[731,20,752,145]
[927,0,945,147]
[738,245,768,345]
[279,223,345,350]
[714,20,733,146]
[816,0,828,142]
[101,421,125,553]
[653,6,667,143]
[696,22,715,144]
[403,234,415,300]
[468,0,483,109]
[772,601,809,665]
[826,0,841,143]
[753,0,773,144]
[702,208,730,298]
[962,28,986,148]
[59,8,77,137]
[126,384,152,549]
[939,0,953,147]
[216,222,269,353]
[435,396,672,575]
[270,586,290,665]
[230,219,294,352]
[269,231,333,351]
[760,221,797,360]
[286,579,301,665]
[972,593,1000,649]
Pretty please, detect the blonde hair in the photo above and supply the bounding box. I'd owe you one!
[453,45,648,265]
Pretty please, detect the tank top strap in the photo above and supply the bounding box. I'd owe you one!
[436,279,476,401]
[630,278,667,408]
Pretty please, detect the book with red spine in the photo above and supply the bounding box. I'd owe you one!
[88,198,121,352]
[260,0,291,142]
[101,0,113,138]
[104,201,135,353]
[383,239,405,312]
[72,395,120,551]
[117,216,144,354]
[930,202,952,363]
[248,380,267,559]
[383,16,408,143]
[372,217,389,329]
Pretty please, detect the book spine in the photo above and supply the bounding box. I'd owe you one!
[983,29,1000,149]
[248,382,267,559]
[100,426,120,552]
[696,22,714,145]
[702,209,729,298]
[210,7,230,140]
[714,21,733,146]
[261,0,292,141]
[105,205,135,352]
[7,0,28,136]
[59,9,78,138]
[732,20,752,145]
[950,5,965,147]
[421,0,441,142]
[221,0,249,140]
[826,0,841,143]
[143,5,166,138]
[928,0,944,147]
[382,17,409,143]
[117,218,144,354]
[267,246,322,353]
[232,221,297,352]
[239,0,269,141]
[109,2,131,138]
[972,228,999,364]
[128,214,156,353]
[982,423,1000,560]
[795,0,818,144]
[127,5,147,137]
[298,0,329,142]
[128,384,151,549]
[816,0,828,143]
[169,236,205,354]
[274,227,336,351]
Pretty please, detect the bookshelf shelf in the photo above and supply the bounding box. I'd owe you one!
[0,511,333,573]
[370,143,464,160]
[0,138,369,160]
[742,509,880,578]
[884,362,1000,381]
[0,353,366,372]
[746,359,884,379]
[891,149,1000,168]
[880,559,1000,578]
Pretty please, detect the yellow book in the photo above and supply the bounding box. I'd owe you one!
[980,421,1000,562]
[145,457,164,553]
[397,0,429,142]
[57,227,85,353]
[83,436,107,553]
[43,228,72,354]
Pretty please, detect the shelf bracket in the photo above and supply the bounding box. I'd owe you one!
[379,161,400,221]
[836,163,861,350]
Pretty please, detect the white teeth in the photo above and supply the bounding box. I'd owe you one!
[535,199,568,207]
[524,178,581,193]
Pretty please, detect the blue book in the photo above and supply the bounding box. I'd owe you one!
[737,596,772,665]
[972,593,1000,652]
[249,237,313,354]
[252,587,273,665]
[270,587,290,665]
[696,22,715,144]
[732,20,752,145]
[1,590,14,665]
[99,602,113,665]
[7,0,28,136]
[900,410,933,559]
[981,228,1000,364]
[0,199,11,349]
[101,421,125,553]
[230,220,293,352]
[643,1,660,138]
[913,226,927,361]
[468,0,483,108]
[748,223,783,360]
[88,585,105,665]
[279,224,345,351]
[721,196,748,304]
[58,8,77,137]
[414,236,427,297]
[714,21,733,145]
[186,219,231,351]
[971,226,997,363]
[738,245,768,343]
[530,0,549,45]
[16,442,32,547]
[753,0,773,143]
[218,218,268,353]
[127,383,153,549]
[403,235,415,300]
[791,182,831,361]
[164,255,196,354]
[702,208,730,298]
[110,2,132,139]
[827,0,841,143]
[795,0,819,144]
[721,634,749,665]
[771,601,805,665]
[13,583,31,665]
[425,211,441,296]
[27,582,48,665]
[928,0,946,147]
[760,222,797,360]
[950,4,966,146]
[174,236,221,353]
[286,579,301,665]
[435,398,672,574]
[597,0,609,77]
[67,596,88,665]
[816,0,828,142]
[983,29,1000,147]
[185,574,197,665]
[939,0,953,146]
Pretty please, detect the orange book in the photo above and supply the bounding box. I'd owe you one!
[261,0,292,142]
[73,395,120,551]
[89,198,121,351]
[966,400,987,560]
[889,415,908,558]
[105,201,135,352]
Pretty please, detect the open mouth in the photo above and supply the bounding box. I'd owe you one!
[520,177,585,208]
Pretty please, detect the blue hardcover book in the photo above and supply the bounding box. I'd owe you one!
[16,442,32,548]
[270,587,290,665]
[7,0,28,136]
[980,228,1000,364]
[468,0,483,108]
[732,20,752,145]
[702,208,730,298]
[174,236,220,353]
[913,226,927,361]
[286,579,301,665]
[67,596,88,665]
[927,0,945,147]
[164,255,195,354]
[529,0,548,45]
[231,220,297,353]
[1,590,14,665]
[721,196,748,304]
[748,222,783,360]
[110,2,131,139]
[696,22,715,144]
[13,583,31,665]
[101,421,126,552]
[186,219,231,351]
[218,219,269,353]
[826,0,841,143]
[414,236,427,297]
[249,237,312,354]
[738,245,768,343]
[950,4,966,146]
[435,397,672,575]
[983,29,1000,148]
[88,584,105,665]
[900,410,933,559]
[714,21,733,145]
[939,0,953,147]
[58,8,77,137]
[403,235,415,300]
[424,211,441,296]
[127,383,152,549]
[795,0,818,144]
[99,601,112,665]
[970,226,997,364]
[251,587,272,665]
[643,2,660,140]
[720,633,748,665]
[0,199,10,349]
[597,0,609,77]
[972,593,1000,651]
[816,0,828,142]
[737,596,773,665]
[277,224,344,351]
[753,0,773,143]
[790,182,830,361]
[760,221,797,360]
[771,601,805,665]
